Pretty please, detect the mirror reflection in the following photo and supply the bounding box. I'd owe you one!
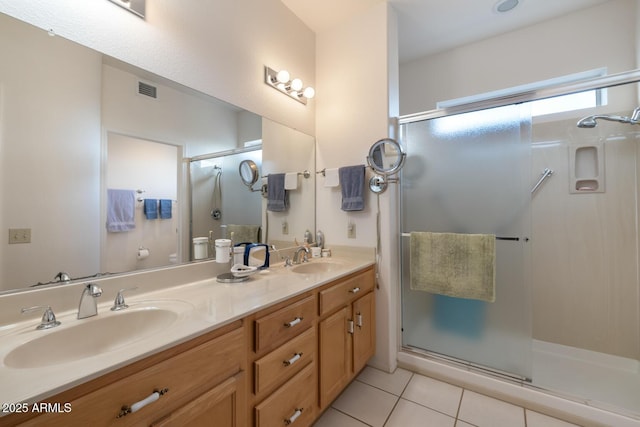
[367,138,406,175]
[0,12,315,293]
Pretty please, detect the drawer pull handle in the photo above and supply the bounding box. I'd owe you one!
[117,388,169,418]
[283,352,303,367]
[285,408,304,425]
[284,317,303,328]
[348,320,354,334]
[356,313,363,328]
[349,287,361,294]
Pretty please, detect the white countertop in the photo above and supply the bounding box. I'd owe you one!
[0,251,374,409]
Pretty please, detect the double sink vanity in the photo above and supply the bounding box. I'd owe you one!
[0,248,375,426]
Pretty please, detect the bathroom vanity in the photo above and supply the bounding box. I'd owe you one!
[0,253,375,427]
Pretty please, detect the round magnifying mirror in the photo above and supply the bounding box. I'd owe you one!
[367,138,406,176]
[239,160,259,187]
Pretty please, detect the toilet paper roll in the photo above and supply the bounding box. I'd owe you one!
[137,248,150,260]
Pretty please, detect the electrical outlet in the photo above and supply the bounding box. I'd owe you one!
[282,221,289,235]
[9,228,31,244]
[347,222,356,239]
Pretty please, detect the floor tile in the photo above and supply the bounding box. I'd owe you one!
[312,408,369,427]
[458,390,525,427]
[332,380,398,427]
[526,409,581,427]
[454,421,476,427]
[385,399,456,427]
[402,374,463,417]
[356,366,413,396]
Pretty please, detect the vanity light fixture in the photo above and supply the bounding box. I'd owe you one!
[107,0,146,19]
[264,66,315,105]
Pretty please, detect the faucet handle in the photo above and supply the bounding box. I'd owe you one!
[21,305,61,330]
[111,287,138,311]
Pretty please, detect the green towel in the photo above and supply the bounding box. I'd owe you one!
[410,232,496,302]
[227,224,261,244]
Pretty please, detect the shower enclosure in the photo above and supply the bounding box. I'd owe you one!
[400,70,640,417]
[189,147,262,260]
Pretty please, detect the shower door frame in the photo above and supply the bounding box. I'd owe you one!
[397,67,640,381]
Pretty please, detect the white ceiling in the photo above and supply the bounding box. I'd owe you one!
[280,0,611,63]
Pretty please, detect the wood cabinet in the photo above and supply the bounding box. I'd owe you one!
[249,292,318,426]
[318,267,376,410]
[6,321,246,427]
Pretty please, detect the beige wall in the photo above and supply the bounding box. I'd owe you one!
[531,118,640,359]
[0,13,102,289]
[0,0,316,136]
[316,3,399,371]
[400,0,637,115]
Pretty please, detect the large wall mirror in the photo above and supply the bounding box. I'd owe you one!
[0,12,315,293]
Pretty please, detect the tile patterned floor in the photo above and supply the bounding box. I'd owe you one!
[313,367,581,427]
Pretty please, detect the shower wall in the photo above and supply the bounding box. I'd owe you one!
[531,120,640,360]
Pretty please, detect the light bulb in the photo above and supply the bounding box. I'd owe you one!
[303,87,315,99]
[276,70,290,84]
[290,78,303,92]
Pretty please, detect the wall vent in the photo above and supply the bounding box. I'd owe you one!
[138,81,158,99]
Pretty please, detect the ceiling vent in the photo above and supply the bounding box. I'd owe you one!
[138,81,157,99]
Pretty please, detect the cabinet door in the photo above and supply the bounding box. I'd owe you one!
[318,306,351,409]
[151,372,246,427]
[352,292,375,375]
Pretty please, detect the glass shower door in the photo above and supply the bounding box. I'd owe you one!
[400,104,533,379]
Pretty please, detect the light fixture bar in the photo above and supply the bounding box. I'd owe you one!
[264,66,314,105]
[107,0,146,19]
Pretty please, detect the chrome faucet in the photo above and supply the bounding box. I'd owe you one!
[78,283,102,319]
[292,246,310,264]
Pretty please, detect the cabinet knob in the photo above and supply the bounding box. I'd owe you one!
[356,313,363,328]
[349,287,361,294]
[347,320,355,335]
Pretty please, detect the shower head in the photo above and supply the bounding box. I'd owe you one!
[576,114,634,128]
[576,116,598,128]
[577,106,640,128]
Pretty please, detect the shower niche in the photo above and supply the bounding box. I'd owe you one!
[569,143,605,193]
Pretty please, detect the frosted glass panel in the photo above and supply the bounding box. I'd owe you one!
[401,105,532,379]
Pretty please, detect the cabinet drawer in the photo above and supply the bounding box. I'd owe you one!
[255,295,316,353]
[254,327,316,396]
[255,362,316,427]
[319,268,375,316]
[19,326,245,427]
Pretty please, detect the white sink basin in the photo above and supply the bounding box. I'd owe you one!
[4,302,191,369]
[290,261,343,275]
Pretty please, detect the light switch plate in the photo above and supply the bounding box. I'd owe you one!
[9,228,31,244]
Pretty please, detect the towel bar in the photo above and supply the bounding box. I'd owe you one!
[401,233,525,241]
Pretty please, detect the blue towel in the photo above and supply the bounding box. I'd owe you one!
[159,199,172,219]
[106,189,136,232]
[339,165,365,211]
[267,173,289,212]
[144,199,158,219]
